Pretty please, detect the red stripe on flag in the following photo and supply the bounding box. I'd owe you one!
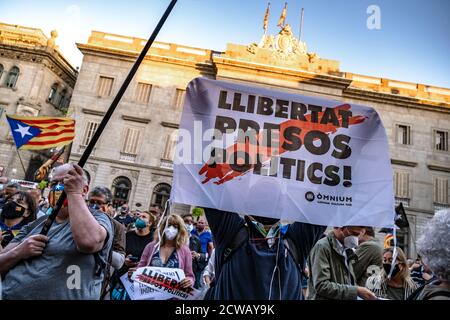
[37,129,75,137]
[19,119,74,125]
[26,136,74,146]
[41,123,75,130]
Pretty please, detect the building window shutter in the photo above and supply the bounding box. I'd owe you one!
[82,121,99,146]
[434,178,449,204]
[162,130,178,161]
[122,128,140,155]
[97,76,114,97]
[394,171,410,198]
[135,82,152,103]
[174,89,186,109]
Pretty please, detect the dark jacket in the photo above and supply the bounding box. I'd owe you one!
[353,238,383,286]
[204,207,325,300]
[189,234,207,289]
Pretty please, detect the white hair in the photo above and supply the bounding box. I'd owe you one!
[416,209,450,281]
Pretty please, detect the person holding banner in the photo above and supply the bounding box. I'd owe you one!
[136,214,194,290]
[308,226,378,300]
[202,207,325,300]
[0,163,113,299]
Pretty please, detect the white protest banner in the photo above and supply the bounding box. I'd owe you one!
[172,77,395,227]
[131,267,205,300]
[120,273,171,300]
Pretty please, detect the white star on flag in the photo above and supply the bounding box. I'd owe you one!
[14,123,33,139]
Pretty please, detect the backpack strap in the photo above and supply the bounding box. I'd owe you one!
[222,226,248,262]
[407,278,439,300]
[423,290,450,300]
[283,236,307,278]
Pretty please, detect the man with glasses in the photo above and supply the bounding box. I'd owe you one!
[0,164,113,300]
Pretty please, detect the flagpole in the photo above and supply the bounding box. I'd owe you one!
[15,148,27,179]
[299,7,304,42]
[40,0,178,236]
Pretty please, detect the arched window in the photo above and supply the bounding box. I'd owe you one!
[111,176,132,208]
[5,66,20,88]
[58,89,67,108]
[48,83,58,104]
[151,183,171,209]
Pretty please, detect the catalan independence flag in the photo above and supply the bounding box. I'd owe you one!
[384,232,394,249]
[6,115,75,150]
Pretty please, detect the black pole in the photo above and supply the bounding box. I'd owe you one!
[40,0,178,235]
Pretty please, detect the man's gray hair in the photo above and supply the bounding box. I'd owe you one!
[416,209,450,281]
[89,186,113,204]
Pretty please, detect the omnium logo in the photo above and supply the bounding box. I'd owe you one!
[304,191,352,207]
[305,191,315,202]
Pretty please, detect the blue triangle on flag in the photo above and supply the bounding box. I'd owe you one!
[6,116,42,149]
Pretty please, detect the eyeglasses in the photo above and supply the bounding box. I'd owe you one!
[88,199,108,206]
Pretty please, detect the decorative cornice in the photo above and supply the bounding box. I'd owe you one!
[427,164,450,173]
[82,108,105,116]
[122,115,151,124]
[391,159,418,167]
[161,121,179,129]
[343,87,450,114]
[69,153,174,174]
[77,43,216,76]
[0,44,77,87]
[214,56,351,90]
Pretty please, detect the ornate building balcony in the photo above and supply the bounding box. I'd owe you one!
[160,159,173,170]
[434,203,450,212]
[395,197,410,208]
[119,152,137,163]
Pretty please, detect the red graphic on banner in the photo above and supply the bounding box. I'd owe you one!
[199,104,366,185]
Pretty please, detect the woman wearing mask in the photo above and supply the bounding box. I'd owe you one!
[366,247,417,299]
[136,214,194,289]
[111,211,156,300]
[0,191,37,247]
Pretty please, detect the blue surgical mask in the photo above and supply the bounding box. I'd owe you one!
[135,218,147,229]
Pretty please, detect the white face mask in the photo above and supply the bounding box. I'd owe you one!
[165,226,178,240]
[186,224,194,233]
[343,235,359,249]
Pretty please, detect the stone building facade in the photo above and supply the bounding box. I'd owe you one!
[69,25,449,257]
[0,22,77,179]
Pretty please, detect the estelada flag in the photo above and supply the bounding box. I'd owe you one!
[6,115,75,150]
[384,232,394,248]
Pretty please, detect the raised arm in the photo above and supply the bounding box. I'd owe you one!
[64,164,108,253]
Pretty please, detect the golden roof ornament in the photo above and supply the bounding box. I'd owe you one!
[248,2,317,60]
[46,30,58,49]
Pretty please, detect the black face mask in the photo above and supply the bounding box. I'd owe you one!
[383,263,401,278]
[1,201,26,219]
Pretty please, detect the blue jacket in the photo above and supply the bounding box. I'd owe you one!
[204,207,325,300]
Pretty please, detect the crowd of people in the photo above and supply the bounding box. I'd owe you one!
[0,164,448,300]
